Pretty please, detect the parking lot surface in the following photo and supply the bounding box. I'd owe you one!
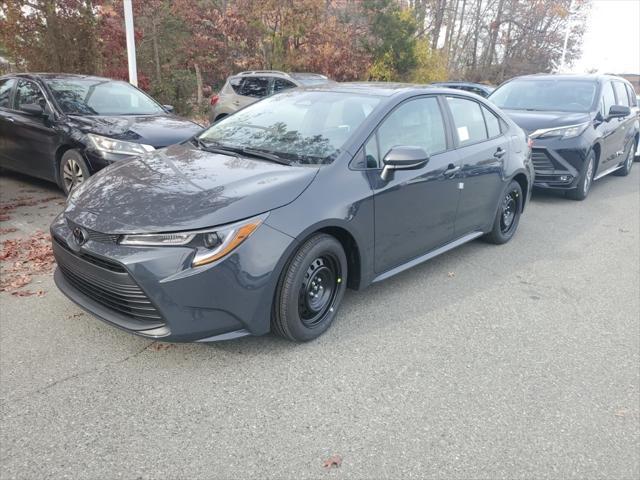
[1,168,638,479]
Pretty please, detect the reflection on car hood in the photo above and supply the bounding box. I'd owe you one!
[501,110,592,135]
[65,143,319,234]
[67,114,203,148]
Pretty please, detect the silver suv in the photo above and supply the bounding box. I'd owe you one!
[209,71,330,123]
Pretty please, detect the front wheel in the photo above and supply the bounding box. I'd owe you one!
[483,180,523,245]
[272,234,347,342]
[58,149,90,195]
[566,151,595,201]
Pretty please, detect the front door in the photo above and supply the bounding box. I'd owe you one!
[596,80,625,172]
[370,96,461,274]
[9,79,58,180]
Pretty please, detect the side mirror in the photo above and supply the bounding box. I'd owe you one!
[381,146,429,181]
[20,104,45,116]
[607,105,630,120]
[163,105,175,113]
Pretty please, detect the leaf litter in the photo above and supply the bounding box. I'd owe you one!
[0,230,55,296]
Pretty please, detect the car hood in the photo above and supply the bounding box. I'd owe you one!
[500,110,592,135]
[65,143,319,234]
[67,114,203,148]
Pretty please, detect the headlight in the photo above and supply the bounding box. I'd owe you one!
[119,214,267,267]
[87,133,155,156]
[530,122,589,140]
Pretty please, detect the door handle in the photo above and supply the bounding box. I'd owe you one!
[443,164,461,177]
[494,147,506,158]
[6,117,15,123]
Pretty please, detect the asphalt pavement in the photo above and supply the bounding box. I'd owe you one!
[0,167,638,479]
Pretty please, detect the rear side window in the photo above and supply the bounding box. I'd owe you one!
[272,78,295,94]
[377,97,447,161]
[613,82,629,107]
[601,82,616,115]
[239,77,270,98]
[447,97,488,145]
[482,105,502,138]
[0,78,15,108]
[15,80,46,112]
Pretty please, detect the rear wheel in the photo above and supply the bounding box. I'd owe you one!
[59,149,90,195]
[566,150,595,201]
[272,234,347,342]
[483,180,523,245]
[613,139,636,176]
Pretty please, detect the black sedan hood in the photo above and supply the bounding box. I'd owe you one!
[501,110,592,135]
[65,143,319,234]
[68,114,203,148]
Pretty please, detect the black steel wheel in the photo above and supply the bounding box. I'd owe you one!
[272,234,347,342]
[483,179,523,245]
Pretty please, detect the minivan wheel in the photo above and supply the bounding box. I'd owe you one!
[566,150,595,201]
[613,140,636,177]
[272,234,347,342]
[483,179,523,245]
[59,149,90,195]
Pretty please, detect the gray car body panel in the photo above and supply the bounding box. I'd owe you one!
[52,83,533,342]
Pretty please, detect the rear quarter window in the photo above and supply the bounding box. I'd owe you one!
[613,81,630,107]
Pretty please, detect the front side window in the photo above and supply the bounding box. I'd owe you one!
[490,79,597,113]
[239,77,270,98]
[613,81,629,107]
[198,90,380,165]
[447,97,488,145]
[45,78,164,116]
[0,79,15,108]
[377,97,447,160]
[601,81,616,116]
[15,80,46,112]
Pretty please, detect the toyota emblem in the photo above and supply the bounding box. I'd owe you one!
[72,227,87,246]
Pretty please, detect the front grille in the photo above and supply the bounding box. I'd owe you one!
[531,149,555,172]
[54,236,125,272]
[66,218,120,244]
[53,237,163,323]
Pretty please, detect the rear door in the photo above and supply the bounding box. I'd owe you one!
[9,79,58,180]
[370,96,461,273]
[596,80,622,171]
[612,80,636,162]
[0,77,17,167]
[444,96,508,236]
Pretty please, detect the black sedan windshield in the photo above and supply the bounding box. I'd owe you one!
[46,78,165,116]
[198,90,380,165]
[490,79,597,112]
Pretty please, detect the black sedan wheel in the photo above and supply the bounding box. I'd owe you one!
[483,180,523,245]
[272,234,347,342]
[59,149,90,195]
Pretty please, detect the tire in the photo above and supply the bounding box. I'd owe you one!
[566,150,596,201]
[58,149,90,195]
[613,139,636,176]
[483,179,523,245]
[272,234,348,342]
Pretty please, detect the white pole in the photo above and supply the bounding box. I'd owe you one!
[559,0,574,72]
[123,0,138,86]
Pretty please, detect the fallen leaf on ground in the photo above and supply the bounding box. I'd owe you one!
[149,342,174,351]
[0,214,10,222]
[448,271,456,277]
[322,455,342,470]
[0,227,18,235]
[10,289,46,297]
[67,312,85,319]
[0,230,55,294]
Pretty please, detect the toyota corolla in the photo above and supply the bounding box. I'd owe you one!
[51,83,533,342]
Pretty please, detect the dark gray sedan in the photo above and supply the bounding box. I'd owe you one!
[51,83,533,342]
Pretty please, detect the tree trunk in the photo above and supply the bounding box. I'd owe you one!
[194,63,203,104]
[152,18,162,82]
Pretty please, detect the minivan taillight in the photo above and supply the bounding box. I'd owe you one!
[210,94,219,106]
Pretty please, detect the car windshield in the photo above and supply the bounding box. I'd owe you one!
[490,79,597,112]
[198,90,380,165]
[45,78,165,116]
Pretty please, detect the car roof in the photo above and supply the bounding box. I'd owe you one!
[1,72,119,82]
[432,81,493,88]
[300,81,482,98]
[506,73,631,84]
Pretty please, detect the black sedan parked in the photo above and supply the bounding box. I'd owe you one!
[51,83,533,343]
[0,73,203,194]
[490,74,639,200]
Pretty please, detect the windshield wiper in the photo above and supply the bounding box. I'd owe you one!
[241,147,291,165]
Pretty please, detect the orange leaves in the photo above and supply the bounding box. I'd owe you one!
[0,230,55,295]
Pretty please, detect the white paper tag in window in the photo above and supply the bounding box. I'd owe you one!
[457,126,470,142]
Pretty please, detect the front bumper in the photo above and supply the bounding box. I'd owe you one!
[530,136,590,190]
[51,213,295,342]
